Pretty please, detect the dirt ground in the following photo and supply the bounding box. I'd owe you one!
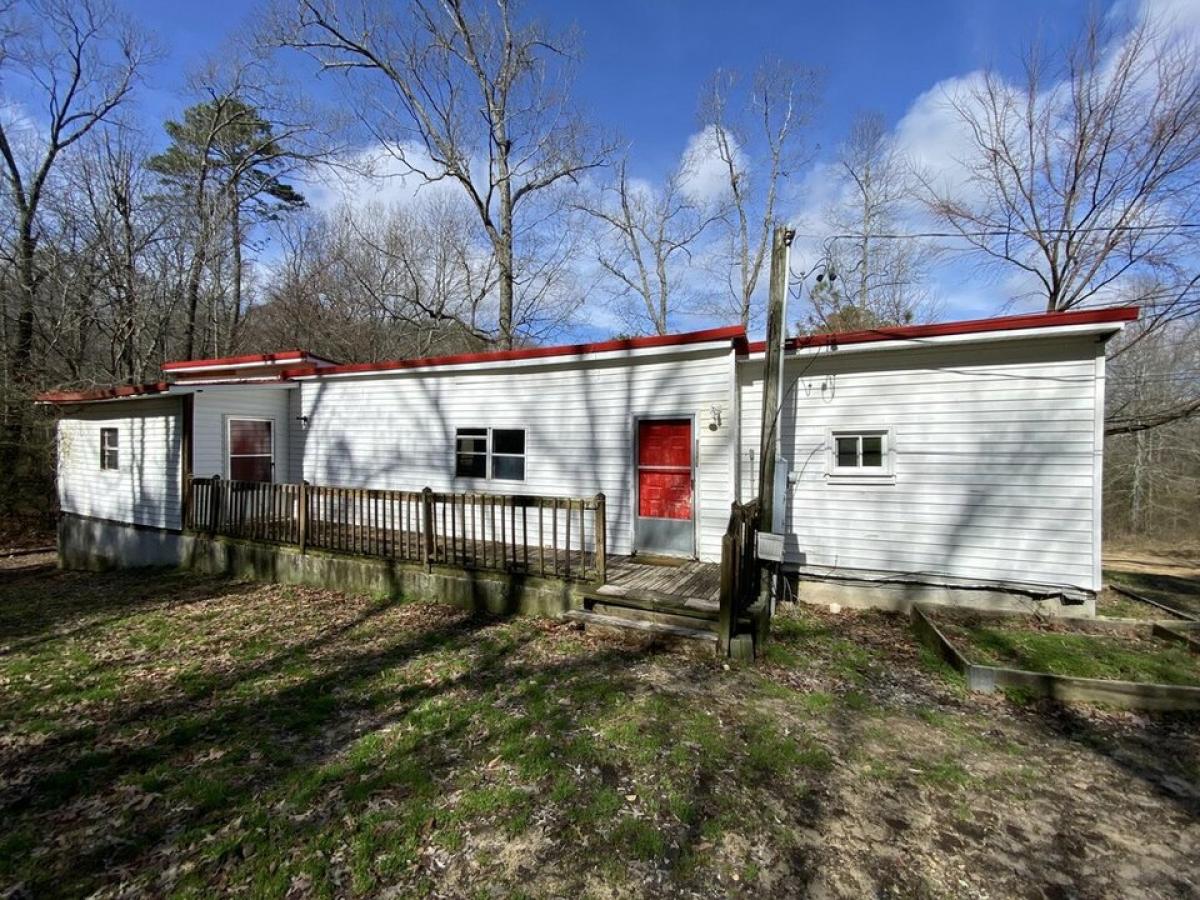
[1104,544,1200,621]
[0,552,1198,898]
[1106,547,1200,579]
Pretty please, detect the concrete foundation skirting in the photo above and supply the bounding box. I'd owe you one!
[58,513,188,570]
[911,604,1200,711]
[793,573,1096,618]
[58,513,587,618]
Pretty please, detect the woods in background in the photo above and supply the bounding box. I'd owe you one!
[1,0,1198,545]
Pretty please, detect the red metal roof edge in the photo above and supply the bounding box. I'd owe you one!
[742,306,1140,354]
[161,349,338,371]
[281,325,748,379]
[36,382,172,404]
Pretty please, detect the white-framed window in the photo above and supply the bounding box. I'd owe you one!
[454,427,526,481]
[99,427,119,470]
[828,428,893,479]
[227,418,274,483]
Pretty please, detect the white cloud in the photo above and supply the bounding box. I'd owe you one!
[300,140,463,215]
[890,72,989,202]
[677,125,741,207]
[0,97,44,171]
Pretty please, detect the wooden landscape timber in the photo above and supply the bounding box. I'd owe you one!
[911,604,1200,711]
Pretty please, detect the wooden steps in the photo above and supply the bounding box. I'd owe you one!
[588,600,719,634]
[569,555,724,653]
[569,578,720,651]
[562,609,718,647]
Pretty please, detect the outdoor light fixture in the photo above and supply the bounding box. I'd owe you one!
[708,406,722,431]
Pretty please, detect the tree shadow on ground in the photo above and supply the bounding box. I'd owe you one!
[0,566,267,654]
[0,567,841,897]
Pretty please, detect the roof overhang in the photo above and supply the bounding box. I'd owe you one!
[165,380,298,394]
[35,382,173,406]
[283,325,747,381]
[740,306,1138,361]
[161,349,339,375]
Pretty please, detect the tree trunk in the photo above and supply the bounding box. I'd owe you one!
[11,214,38,385]
[183,248,205,361]
[1130,428,1147,534]
[496,183,515,349]
[119,197,138,382]
[1,214,39,512]
[229,185,243,347]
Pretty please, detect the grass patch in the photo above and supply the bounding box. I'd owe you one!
[945,623,1200,686]
[1105,569,1200,618]
[1,561,1195,896]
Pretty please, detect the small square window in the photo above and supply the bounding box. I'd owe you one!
[829,429,892,479]
[454,427,526,481]
[100,428,119,470]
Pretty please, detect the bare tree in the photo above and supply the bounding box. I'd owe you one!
[700,59,820,330]
[72,130,173,382]
[806,112,939,332]
[249,197,498,361]
[267,0,612,348]
[0,0,151,383]
[580,158,718,335]
[922,13,1200,316]
[341,196,499,347]
[0,0,152,508]
[1104,317,1200,537]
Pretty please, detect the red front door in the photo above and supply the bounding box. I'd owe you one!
[636,419,694,556]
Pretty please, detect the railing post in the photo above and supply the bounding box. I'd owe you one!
[422,487,436,572]
[298,480,309,553]
[209,475,222,535]
[183,475,193,530]
[594,493,607,584]
[717,526,736,658]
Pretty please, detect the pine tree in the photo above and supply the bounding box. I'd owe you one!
[148,96,305,357]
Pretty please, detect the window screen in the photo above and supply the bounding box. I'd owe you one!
[228,419,273,483]
[491,429,526,481]
[455,428,489,477]
[100,428,119,470]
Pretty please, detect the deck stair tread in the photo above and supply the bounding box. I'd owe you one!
[585,586,719,617]
[587,601,720,633]
[563,609,718,643]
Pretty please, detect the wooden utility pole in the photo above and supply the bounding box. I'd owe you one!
[757,224,794,533]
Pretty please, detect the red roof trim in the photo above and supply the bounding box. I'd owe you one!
[742,306,1139,354]
[36,382,172,404]
[281,325,747,379]
[162,349,338,371]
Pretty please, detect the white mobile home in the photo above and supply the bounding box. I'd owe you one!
[40,306,1136,619]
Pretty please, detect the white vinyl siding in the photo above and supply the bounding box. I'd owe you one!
[738,335,1103,593]
[296,348,737,561]
[55,398,182,529]
[191,387,292,482]
[288,386,306,483]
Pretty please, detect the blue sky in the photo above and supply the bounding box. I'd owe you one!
[41,0,1200,336]
[125,0,1093,182]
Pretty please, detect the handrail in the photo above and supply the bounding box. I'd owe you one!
[185,475,607,583]
[716,498,762,655]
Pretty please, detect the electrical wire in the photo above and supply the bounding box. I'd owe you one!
[793,223,1200,243]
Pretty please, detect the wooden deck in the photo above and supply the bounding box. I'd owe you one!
[593,555,721,611]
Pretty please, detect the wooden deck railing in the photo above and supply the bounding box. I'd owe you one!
[717,498,761,654]
[185,476,607,583]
